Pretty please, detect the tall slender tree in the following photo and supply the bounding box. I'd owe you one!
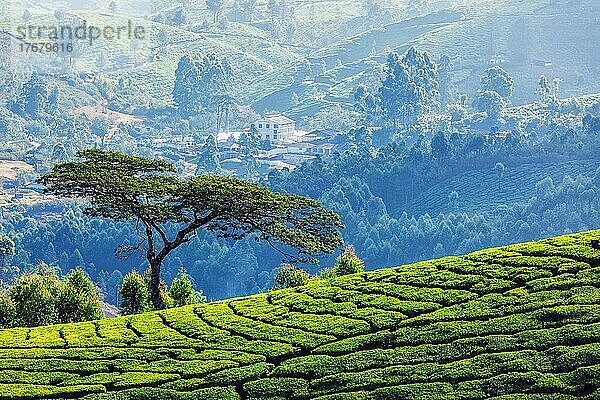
[378,53,417,128]
[173,52,233,131]
[207,0,225,22]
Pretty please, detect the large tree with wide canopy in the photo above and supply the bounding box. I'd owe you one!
[39,149,344,309]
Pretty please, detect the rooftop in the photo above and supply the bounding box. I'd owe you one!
[260,114,295,125]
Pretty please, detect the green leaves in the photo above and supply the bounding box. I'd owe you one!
[173,52,232,117]
[38,149,182,223]
[40,150,343,259]
[120,272,151,316]
[6,268,103,327]
[179,174,344,256]
[1,232,600,398]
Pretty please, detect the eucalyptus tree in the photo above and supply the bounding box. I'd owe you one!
[173,52,233,132]
[378,47,439,128]
[481,66,514,100]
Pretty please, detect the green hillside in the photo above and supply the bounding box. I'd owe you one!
[400,159,600,216]
[1,231,600,399]
[6,0,598,115]
[1,6,303,107]
[254,0,600,116]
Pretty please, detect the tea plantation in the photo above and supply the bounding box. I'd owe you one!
[1,231,600,399]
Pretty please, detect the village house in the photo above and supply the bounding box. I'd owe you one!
[251,114,296,144]
[284,142,337,156]
[152,136,199,152]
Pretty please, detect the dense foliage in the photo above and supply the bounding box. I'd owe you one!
[0,231,598,399]
[1,267,102,328]
[333,245,365,277]
[119,269,206,315]
[0,39,598,304]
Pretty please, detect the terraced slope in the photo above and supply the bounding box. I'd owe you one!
[399,159,600,216]
[1,231,600,399]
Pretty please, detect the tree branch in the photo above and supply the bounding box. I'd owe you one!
[265,237,299,262]
[154,211,218,263]
[142,219,156,263]
[150,221,170,248]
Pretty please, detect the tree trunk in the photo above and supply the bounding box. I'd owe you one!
[149,259,166,310]
[225,105,230,134]
[216,106,222,134]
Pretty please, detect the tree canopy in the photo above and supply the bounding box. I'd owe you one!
[377,47,439,128]
[173,52,232,119]
[481,66,514,99]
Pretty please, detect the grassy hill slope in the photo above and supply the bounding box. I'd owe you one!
[254,0,600,118]
[1,6,302,107]
[5,0,597,116]
[1,231,600,399]
[399,159,600,216]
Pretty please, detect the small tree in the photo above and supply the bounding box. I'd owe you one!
[9,273,61,327]
[431,131,450,159]
[57,268,103,323]
[273,264,311,289]
[51,143,69,163]
[219,16,229,30]
[120,272,150,315]
[536,75,554,103]
[333,245,365,276]
[40,150,343,309]
[22,10,31,23]
[91,117,111,147]
[207,0,225,22]
[169,269,206,307]
[0,236,15,269]
[494,162,506,178]
[448,191,460,209]
[196,135,221,174]
[474,91,505,121]
[481,66,514,99]
[494,162,506,190]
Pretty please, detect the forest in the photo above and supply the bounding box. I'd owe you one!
[1,60,599,303]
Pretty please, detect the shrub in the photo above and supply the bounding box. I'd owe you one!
[474,90,505,120]
[57,268,103,323]
[333,245,365,277]
[120,272,151,316]
[0,293,15,329]
[169,269,206,307]
[0,231,597,398]
[319,267,337,280]
[9,272,61,327]
[273,265,311,289]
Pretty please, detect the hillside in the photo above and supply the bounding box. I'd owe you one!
[1,6,303,107]
[1,231,600,399]
[5,0,598,116]
[399,159,600,216]
[253,0,600,117]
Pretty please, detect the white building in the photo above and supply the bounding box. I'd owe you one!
[251,114,296,144]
